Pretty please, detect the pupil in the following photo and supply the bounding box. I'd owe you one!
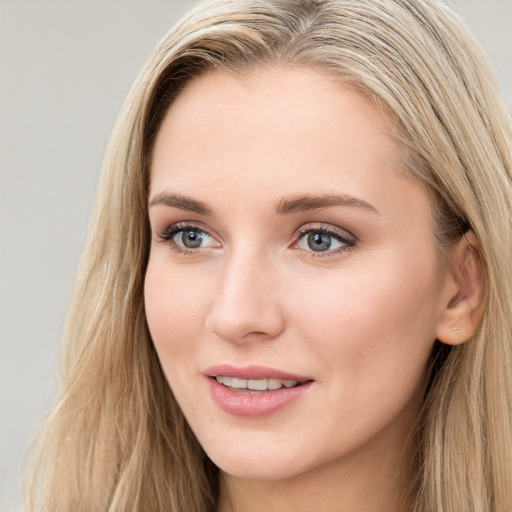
[183,229,203,248]
[307,232,331,252]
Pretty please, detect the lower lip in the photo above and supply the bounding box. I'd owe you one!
[206,377,313,418]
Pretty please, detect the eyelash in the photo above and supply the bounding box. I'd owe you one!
[156,222,357,258]
[293,224,356,257]
[156,221,214,256]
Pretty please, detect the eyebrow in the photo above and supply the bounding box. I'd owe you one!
[148,192,213,215]
[274,193,380,215]
[148,191,379,216]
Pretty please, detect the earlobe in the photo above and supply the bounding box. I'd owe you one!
[436,231,486,346]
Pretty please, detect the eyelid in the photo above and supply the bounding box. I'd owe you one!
[291,223,357,256]
[156,221,221,253]
[155,220,356,257]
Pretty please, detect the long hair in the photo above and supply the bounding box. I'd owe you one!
[24,1,512,511]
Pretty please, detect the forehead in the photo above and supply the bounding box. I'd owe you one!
[149,66,429,224]
[153,66,396,147]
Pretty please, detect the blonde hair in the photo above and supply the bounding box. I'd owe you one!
[24,1,512,511]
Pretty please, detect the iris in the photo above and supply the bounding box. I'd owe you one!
[307,232,332,252]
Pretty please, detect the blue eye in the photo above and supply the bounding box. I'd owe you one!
[174,228,211,249]
[296,227,355,254]
[158,223,220,253]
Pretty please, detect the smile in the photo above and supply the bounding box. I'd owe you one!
[205,365,313,417]
[215,376,300,392]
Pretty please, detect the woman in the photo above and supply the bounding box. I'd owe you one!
[24,0,512,510]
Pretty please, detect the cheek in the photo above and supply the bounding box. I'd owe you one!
[288,253,440,400]
[144,258,212,368]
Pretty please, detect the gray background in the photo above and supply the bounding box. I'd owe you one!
[1,1,510,510]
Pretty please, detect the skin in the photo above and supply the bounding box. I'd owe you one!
[144,66,466,511]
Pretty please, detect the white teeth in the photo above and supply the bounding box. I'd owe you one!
[248,379,267,391]
[216,376,231,387]
[267,378,282,390]
[215,376,299,390]
[230,377,247,388]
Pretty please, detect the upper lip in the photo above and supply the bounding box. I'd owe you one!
[204,364,313,382]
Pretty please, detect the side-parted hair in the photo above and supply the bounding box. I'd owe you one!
[25,1,512,511]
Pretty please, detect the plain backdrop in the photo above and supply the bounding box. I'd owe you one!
[0,1,510,510]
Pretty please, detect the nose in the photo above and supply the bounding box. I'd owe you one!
[205,249,285,345]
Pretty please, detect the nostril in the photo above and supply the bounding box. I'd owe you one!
[240,331,268,339]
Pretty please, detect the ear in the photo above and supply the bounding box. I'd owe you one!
[436,231,486,345]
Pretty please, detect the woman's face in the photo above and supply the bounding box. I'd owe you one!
[145,67,453,481]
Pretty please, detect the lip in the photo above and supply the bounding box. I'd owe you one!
[204,364,314,418]
[204,364,312,382]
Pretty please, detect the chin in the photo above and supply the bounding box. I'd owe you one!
[201,434,314,482]
[214,456,303,482]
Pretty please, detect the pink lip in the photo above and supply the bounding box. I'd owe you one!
[204,364,312,382]
[204,364,314,418]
